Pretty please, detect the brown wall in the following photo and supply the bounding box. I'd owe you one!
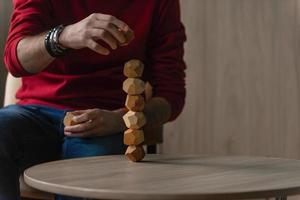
[0,0,12,106]
[162,0,300,159]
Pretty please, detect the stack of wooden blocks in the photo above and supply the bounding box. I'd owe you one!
[122,59,147,162]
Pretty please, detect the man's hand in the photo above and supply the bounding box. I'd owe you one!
[59,13,134,55]
[64,108,127,138]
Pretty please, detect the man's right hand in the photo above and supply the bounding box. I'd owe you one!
[59,13,134,55]
[16,13,134,74]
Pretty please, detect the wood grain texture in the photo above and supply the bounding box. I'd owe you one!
[24,155,300,200]
[0,0,12,107]
[163,0,300,160]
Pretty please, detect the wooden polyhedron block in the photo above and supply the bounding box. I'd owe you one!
[125,29,134,42]
[125,95,145,112]
[125,145,145,162]
[123,78,145,95]
[120,29,134,46]
[123,60,144,78]
[123,111,147,129]
[64,112,77,126]
[121,29,134,46]
[124,129,145,146]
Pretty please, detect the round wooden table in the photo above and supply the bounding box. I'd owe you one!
[24,155,300,200]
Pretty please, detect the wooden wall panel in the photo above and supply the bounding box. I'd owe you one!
[0,0,12,106]
[162,0,300,160]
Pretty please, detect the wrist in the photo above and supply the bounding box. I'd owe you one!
[58,25,72,49]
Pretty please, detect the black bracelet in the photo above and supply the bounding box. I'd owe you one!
[44,25,68,57]
[45,29,55,57]
[50,26,64,54]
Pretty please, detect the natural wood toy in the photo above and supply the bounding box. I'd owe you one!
[123,59,146,162]
[125,145,145,162]
[123,78,145,95]
[64,112,78,126]
[125,95,145,111]
[123,59,144,78]
[123,111,146,130]
[124,129,145,146]
[125,29,134,42]
[119,28,134,46]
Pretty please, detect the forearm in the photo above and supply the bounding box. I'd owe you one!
[17,32,54,74]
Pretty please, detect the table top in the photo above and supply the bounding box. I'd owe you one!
[24,154,300,200]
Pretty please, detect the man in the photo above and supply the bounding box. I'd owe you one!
[2,0,186,199]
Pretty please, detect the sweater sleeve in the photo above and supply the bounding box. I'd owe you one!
[146,0,187,121]
[4,0,52,77]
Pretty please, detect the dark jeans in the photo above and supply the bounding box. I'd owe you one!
[0,105,125,200]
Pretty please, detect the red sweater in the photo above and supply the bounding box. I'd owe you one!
[4,0,186,121]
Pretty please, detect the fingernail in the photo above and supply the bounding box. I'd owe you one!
[120,38,126,44]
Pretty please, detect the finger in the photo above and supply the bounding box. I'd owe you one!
[65,129,96,138]
[73,110,99,124]
[64,131,86,138]
[95,14,129,31]
[86,39,110,55]
[66,110,92,124]
[64,120,96,133]
[91,21,126,44]
[68,110,86,116]
[89,29,118,50]
[72,109,95,114]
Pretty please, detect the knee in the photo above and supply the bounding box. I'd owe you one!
[0,107,24,158]
[0,129,16,159]
[0,105,27,125]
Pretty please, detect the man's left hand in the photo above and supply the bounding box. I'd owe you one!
[64,108,126,138]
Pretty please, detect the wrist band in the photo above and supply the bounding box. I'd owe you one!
[45,25,68,57]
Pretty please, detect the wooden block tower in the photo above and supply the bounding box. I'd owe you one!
[122,59,146,162]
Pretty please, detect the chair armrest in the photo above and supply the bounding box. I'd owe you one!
[4,73,21,107]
